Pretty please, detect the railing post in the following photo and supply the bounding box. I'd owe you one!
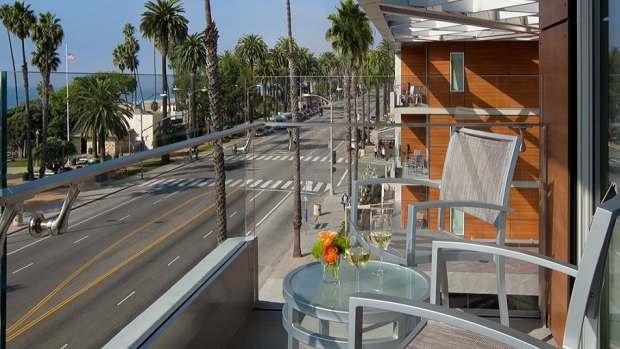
[1,70,8,349]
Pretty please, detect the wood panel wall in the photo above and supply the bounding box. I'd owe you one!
[540,15,572,344]
[401,41,539,109]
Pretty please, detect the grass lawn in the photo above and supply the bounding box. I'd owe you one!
[7,159,28,167]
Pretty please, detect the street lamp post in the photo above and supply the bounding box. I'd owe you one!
[302,93,334,195]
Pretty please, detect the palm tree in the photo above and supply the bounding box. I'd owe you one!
[72,77,132,158]
[31,11,63,178]
[0,4,19,106]
[170,32,206,146]
[326,0,373,194]
[140,0,188,128]
[7,1,36,180]
[203,0,227,244]
[235,34,268,123]
[286,0,302,258]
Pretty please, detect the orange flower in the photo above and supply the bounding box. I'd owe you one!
[322,244,339,264]
[319,230,338,246]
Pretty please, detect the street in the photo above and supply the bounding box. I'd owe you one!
[4,99,379,348]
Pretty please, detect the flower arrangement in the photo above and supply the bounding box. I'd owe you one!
[312,230,348,282]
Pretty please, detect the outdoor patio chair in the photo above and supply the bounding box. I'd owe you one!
[348,192,620,349]
[350,128,521,326]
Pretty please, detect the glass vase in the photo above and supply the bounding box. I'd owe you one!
[321,255,341,284]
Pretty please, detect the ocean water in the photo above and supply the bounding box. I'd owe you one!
[3,71,175,109]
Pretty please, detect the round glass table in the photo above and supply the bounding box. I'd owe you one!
[282,261,429,349]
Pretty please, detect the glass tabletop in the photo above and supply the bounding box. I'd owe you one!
[284,261,429,313]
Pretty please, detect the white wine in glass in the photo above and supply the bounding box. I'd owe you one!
[346,234,370,292]
[370,214,392,276]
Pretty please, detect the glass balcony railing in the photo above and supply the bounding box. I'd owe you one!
[0,71,547,347]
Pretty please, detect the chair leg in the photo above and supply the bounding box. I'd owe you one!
[496,255,509,326]
[440,261,450,307]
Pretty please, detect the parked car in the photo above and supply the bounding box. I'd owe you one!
[255,126,273,137]
[369,115,376,123]
[274,115,286,129]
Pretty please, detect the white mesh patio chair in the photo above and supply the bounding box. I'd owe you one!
[349,192,620,349]
[350,128,521,326]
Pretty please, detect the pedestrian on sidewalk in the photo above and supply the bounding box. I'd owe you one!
[341,193,349,212]
[374,144,378,158]
[381,146,386,159]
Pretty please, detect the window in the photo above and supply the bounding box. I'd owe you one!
[450,52,464,92]
[450,208,464,235]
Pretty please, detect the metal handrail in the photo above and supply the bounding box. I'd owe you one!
[0,122,262,205]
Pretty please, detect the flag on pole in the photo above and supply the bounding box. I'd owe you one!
[67,52,77,60]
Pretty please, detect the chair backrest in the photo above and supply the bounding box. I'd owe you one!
[563,193,620,348]
[439,128,520,227]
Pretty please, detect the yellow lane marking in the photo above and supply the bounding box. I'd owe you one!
[7,188,217,335]
[8,188,239,342]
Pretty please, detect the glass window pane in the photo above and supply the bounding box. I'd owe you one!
[451,208,464,235]
[450,53,464,92]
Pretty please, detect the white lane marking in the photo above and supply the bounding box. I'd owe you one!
[119,215,130,221]
[59,344,68,349]
[335,140,345,151]
[229,211,237,218]
[12,262,34,275]
[153,199,162,205]
[239,179,253,188]
[203,230,212,239]
[73,235,90,244]
[312,183,323,192]
[208,179,217,187]
[272,156,283,160]
[337,169,349,187]
[230,179,243,187]
[320,156,329,162]
[337,157,344,163]
[225,178,234,185]
[281,181,293,189]
[304,181,314,192]
[246,230,253,236]
[117,291,136,306]
[307,149,316,157]
[270,180,283,189]
[167,256,180,266]
[256,155,267,160]
[312,156,321,161]
[257,192,292,227]
[288,156,294,160]
[249,190,264,202]
[304,157,312,162]
[249,179,263,188]
[8,236,51,256]
[264,155,274,160]
[298,156,305,161]
[164,191,179,199]
[324,183,332,192]
[186,179,203,187]
[199,179,213,187]
[260,180,273,188]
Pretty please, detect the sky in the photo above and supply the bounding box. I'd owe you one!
[0,0,381,74]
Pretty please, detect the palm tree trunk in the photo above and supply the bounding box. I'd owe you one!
[287,0,301,258]
[39,72,50,178]
[375,84,379,122]
[351,69,358,182]
[99,130,106,160]
[361,87,366,148]
[161,52,168,123]
[20,40,33,180]
[93,133,98,158]
[6,31,18,106]
[344,71,352,198]
[365,83,370,145]
[190,71,196,139]
[204,0,227,244]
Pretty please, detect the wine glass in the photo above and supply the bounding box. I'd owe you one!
[370,213,392,276]
[345,233,370,292]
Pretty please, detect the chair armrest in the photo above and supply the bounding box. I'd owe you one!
[348,293,554,349]
[409,200,515,214]
[432,240,577,277]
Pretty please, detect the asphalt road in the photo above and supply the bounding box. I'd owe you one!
[4,99,376,348]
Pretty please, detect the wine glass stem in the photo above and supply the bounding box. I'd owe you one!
[356,270,360,292]
[379,250,384,274]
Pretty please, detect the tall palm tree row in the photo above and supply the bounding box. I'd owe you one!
[5,1,36,180]
[72,77,132,157]
[112,23,142,108]
[0,4,19,106]
[31,11,63,178]
[235,34,268,123]
[203,0,227,244]
[326,0,373,194]
[140,0,188,130]
[377,40,395,119]
[286,0,302,258]
[170,32,206,148]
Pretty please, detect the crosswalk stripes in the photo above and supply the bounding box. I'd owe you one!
[143,177,330,193]
[320,156,329,162]
[312,156,321,162]
[224,153,353,164]
[337,157,344,163]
